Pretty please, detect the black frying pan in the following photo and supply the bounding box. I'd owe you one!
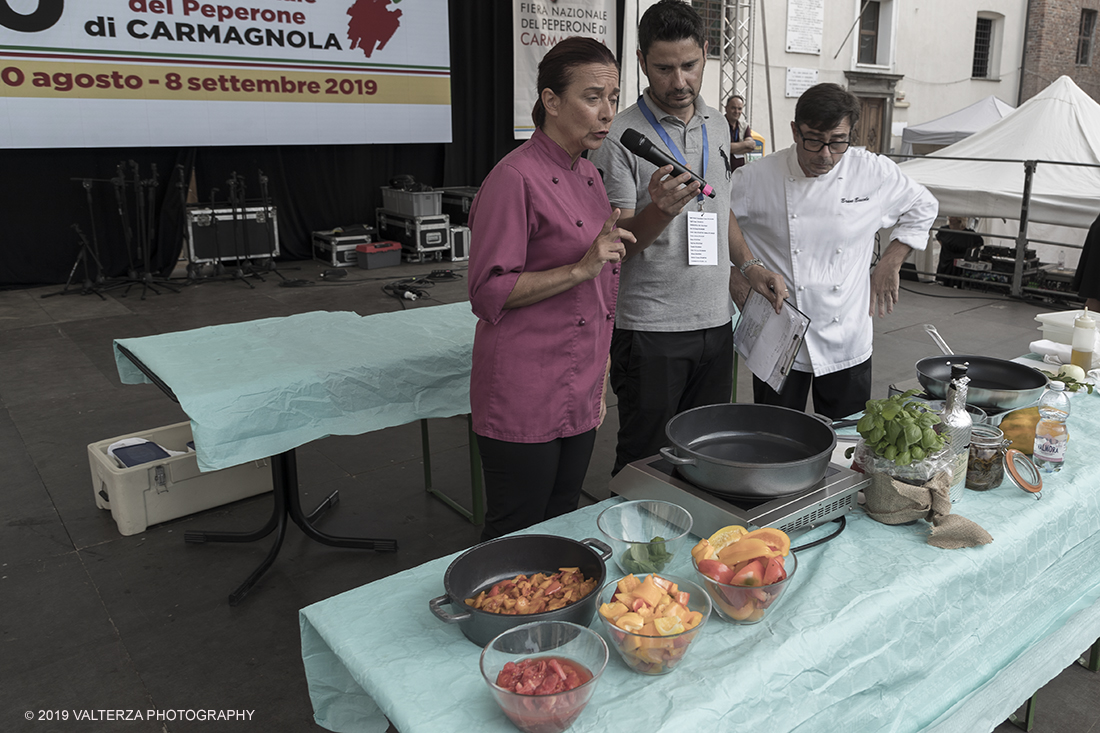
[915,325,1048,411]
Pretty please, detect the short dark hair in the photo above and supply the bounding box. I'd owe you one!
[638,0,706,58]
[794,83,861,133]
[532,37,619,128]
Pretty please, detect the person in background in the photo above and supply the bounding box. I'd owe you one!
[729,82,939,418]
[1071,211,1100,311]
[724,93,755,171]
[935,216,983,285]
[466,37,635,541]
[590,0,785,476]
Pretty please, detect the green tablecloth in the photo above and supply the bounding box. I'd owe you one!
[300,394,1100,733]
[114,304,477,471]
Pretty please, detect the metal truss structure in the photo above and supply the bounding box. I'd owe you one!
[718,0,754,109]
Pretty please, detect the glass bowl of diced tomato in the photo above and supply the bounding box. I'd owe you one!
[692,549,798,625]
[595,573,710,675]
[480,621,608,733]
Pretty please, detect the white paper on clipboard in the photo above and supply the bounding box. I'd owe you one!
[733,290,811,393]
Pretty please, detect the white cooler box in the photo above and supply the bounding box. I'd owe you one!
[1034,309,1087,344]
[88,421,272,536]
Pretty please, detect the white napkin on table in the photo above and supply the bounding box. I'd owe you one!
[1028,338,1100,369]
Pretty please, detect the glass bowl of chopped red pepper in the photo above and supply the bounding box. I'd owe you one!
[693,549,797,625]
[480,621,609,733]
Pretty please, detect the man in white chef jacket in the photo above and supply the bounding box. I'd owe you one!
[730,83,938,418]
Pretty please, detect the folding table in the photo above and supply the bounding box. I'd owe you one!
[114,304,479,604]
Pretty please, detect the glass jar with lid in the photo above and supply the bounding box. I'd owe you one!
[966,424,1008,491]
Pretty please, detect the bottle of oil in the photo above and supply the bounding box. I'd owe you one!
[1033,381,1070,473]
[1070,308,1096,371]
[942,363,972,503]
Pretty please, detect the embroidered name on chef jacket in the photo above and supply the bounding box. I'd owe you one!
[841,196,871,204]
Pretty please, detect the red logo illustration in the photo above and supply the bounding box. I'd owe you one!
[347,0,403,59]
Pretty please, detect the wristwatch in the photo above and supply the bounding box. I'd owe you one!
[739,258,764,276]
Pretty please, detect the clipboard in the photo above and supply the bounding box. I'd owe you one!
[732,290,811,394]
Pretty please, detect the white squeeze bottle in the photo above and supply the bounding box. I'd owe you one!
[1033,381,1070,473]
[1070,308,1096,371]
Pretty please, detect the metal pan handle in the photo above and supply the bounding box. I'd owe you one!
[428,594,470,624]
[659,447,696,466]
[923,324,955,356]
[580,537,612,562]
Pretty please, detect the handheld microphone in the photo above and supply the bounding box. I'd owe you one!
[620,128,715,198]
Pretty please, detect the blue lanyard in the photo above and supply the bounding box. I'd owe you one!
[637,95,707,202]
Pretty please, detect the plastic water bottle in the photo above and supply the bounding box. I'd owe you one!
[1033,381,1070,472]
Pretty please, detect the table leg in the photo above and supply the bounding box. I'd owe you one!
[1080,639,1100,672]
[281,450,398,551]
[1007,692,1037,731]
[184,476,281,545]
[421,417,484,526]
[228,488,288,607]
[190,448,397,604]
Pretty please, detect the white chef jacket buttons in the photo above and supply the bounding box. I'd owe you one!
[835,248,842,254]
[833,285,841,291]
[798,285,806,291]
[832,316,840,323]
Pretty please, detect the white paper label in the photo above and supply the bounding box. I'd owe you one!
[687,211,718,266]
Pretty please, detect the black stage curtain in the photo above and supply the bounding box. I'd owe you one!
[0,0,520,286]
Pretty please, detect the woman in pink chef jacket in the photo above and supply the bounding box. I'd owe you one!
[467,37,634,541]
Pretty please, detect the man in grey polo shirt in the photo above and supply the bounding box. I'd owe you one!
[590,0,784,475]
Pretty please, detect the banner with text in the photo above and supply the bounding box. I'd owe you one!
[0,0,450,148]
[512,0,615,139]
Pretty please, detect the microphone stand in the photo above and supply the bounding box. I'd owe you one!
[41,223,108,300]
[256,169,284,280]
[225,173,256,287]
[113,162,138,280]
[206,187,227,277]
[116,159,178,297]
[177,163,203,282]
[81,179,108,289]
[133,162,180,298]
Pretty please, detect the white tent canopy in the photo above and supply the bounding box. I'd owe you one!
[900,95,1014,155]
[898,76,1100,230]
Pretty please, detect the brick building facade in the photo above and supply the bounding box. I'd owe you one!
[1022,0,1100,101]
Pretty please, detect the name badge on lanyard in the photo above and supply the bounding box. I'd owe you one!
[638,96,716,266]
[687,210,718,265]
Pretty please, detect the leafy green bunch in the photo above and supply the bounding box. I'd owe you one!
[855,390,947,466]
[620,536,673,574]
[1039,370,1094,394]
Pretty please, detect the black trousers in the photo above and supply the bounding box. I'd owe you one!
[610,323,734,475]
[752,357,872,420]
[476,430,597,542]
